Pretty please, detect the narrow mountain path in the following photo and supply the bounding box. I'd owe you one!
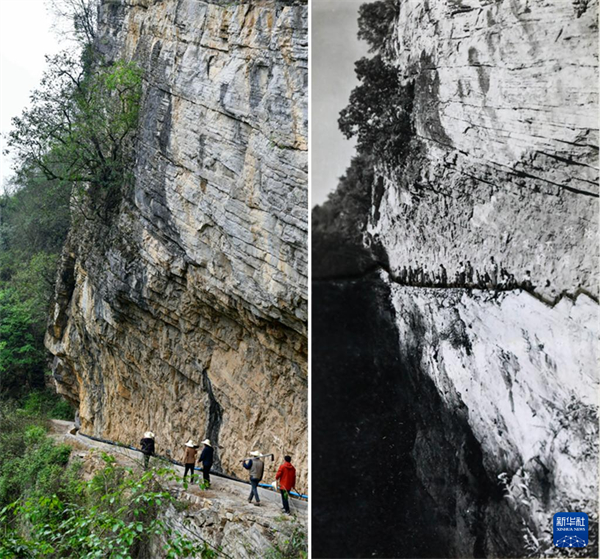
[48,419,307,529]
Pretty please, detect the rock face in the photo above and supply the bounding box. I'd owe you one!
[46,0,307,490]
[389,282,598,555]
[313,0,597,556]
[159,486,306,558]
[369,0,598,301]
[371,0,599,555]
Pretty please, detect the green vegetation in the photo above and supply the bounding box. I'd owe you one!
[0,405,216,558]
[264,526,307,559]
[1,0,142,404]
[198,478,211,491]
[311,154,379,277]
[0,167,71,399]
[0,404,73,513]
[20,390,74,421]
[7,54,143,221]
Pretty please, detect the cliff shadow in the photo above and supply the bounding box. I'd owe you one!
[311,273,525,558]
[311,274,450,558]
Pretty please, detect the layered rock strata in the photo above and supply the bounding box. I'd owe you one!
[366,0,600,553]
[314,0,597,556]
[47,0,308,490]
[369,0,598,301]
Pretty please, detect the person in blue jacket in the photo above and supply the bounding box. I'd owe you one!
[199,439,214,486]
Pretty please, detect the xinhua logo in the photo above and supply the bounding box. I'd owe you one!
[553,512,588,548]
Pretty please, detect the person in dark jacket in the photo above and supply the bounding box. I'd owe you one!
[140,431,155,470]
[199,439,214,486]
[183,440,198,483]
[275,455,297,514]
[243,451,264,506]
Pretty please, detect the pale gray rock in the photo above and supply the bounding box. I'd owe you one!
[46,0,307,491]
[388,276,598,545]
[361,0,598,553]
[369,0,598,301]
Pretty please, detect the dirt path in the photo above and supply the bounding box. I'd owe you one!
[48,420,307,557]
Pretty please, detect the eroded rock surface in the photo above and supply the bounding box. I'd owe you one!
[313,0,597,556]
[46,0,307,490]
[369,0,598,301]
[363,0,599,554]
[388,280,598,556]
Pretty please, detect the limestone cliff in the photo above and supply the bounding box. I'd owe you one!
[46,0,308,490]
[370,0,598,302]
[313,0,597,556]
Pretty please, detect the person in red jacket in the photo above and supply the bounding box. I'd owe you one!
[275,455,296,514]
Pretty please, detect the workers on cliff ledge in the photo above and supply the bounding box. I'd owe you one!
[243,451,265,506]
[199,439,214,486]
[275,455,297,515]
[183,439,198,483]
[140,431,155,470]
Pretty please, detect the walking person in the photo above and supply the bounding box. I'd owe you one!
[275,455,297,514]
[183,440,198,483]
[199,439,214,486]
[243,451,264,506]
[140,431,155,470]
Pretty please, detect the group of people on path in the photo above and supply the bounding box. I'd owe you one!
[242,452,297,514]
[182,438,214,484]
[139,432,298,514]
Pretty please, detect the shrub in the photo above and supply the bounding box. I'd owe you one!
[264,526,308,559]
[0,410,210,558]
[21,390,74,421]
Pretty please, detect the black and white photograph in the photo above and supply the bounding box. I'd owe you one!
[312,0,598,557]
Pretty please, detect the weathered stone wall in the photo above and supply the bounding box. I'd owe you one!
[46,0,307,490]
[369,0,598,301]
[388,279,598,554]
[360,0,598,554]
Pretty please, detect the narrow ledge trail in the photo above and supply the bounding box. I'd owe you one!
[48,419,308,521]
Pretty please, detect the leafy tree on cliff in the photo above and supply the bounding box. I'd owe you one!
[357,0,399,56]
[339,1,412,163]
[338,55,413,164]
[6,54,143,220]
[314,0,407,276]
[48,0,99,48]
